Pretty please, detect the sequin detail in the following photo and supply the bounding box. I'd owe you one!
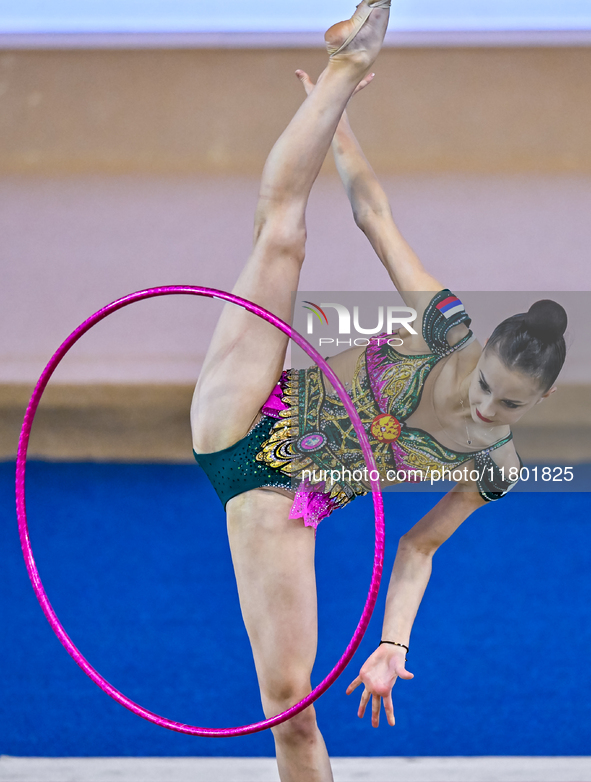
[370,413,402,443]
[194,415,293,508]
[255,289,518,523]
[288,479,340,529]
[298,432,327,452]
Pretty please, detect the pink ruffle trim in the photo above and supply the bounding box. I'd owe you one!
[262,379,337,529]
[261,382,289,419]
[288,481,338,530]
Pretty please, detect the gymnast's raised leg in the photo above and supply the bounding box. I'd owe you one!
[191,4,390,780]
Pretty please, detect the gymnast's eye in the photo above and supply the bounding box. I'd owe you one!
[478,377,490,393]
[503,400,520,409]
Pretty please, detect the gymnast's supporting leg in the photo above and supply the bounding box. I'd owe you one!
[226,489,327,781]
[191,6,390,781]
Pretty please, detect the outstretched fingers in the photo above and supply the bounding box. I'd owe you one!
[347,648,414,728]
[295,69,315,96]
[346,674,362,695]
[383,692,395,726]
[353,72,376,94]
[355,689,394,727]
[296,69,375,98]
[371,692,382,727]
[347,676,372,718]
[359,688,372,719]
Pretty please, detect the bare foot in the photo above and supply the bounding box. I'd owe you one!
[325,0,390,71]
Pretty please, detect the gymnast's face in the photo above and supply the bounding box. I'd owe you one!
[467,347,556,427]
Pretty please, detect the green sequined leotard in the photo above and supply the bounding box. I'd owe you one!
[194,290,520,526]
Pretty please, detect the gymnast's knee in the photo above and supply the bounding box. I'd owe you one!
[270,702,319,748]
[260,676,319,747]
[253,207,307,268]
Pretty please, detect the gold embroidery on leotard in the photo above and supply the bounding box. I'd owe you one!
[256,291,514,508]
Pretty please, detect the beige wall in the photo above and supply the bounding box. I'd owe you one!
[1,45,590,461]
[1,46,590,385]
[1,46,591,174]
[1,383,589,464]
[1,172,590,385]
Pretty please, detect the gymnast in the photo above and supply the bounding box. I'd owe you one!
[191,2,567,779]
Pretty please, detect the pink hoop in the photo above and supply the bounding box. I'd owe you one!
[15,286,385,738]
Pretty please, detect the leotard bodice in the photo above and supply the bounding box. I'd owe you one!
[257,290,519,514]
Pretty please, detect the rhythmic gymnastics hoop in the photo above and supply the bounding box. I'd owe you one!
[16,286,385,738]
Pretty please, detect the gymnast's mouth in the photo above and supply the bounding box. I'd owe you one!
[476,409,493,423]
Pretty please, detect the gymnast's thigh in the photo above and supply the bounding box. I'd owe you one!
[191,223,305,455]
[226,488,318,710]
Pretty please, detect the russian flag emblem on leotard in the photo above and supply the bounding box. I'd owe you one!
[436,295,465,319]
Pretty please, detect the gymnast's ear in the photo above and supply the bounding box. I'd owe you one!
[537,385,557,403]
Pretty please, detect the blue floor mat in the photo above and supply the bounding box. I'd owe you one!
[1,461,590,757]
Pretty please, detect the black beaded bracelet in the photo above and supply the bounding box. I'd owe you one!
[380,640,409,657]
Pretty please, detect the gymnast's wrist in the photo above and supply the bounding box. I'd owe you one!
[379,639,409,657]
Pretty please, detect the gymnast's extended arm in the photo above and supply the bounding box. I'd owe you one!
[296,69,442,302]
[346,486,486,727]
[332,107,444,295]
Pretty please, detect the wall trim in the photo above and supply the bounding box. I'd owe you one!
[1,30,591,50]
[1,384,590,464]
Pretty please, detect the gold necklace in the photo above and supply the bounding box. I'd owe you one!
[431,366,495,449]
[458,387,499,447]
[459,396,474,445]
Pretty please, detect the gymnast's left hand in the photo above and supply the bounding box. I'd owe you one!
[346,644,414,727]
[295,68,375,97]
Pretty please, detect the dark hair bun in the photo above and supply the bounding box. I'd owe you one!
[524,300,567,344]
